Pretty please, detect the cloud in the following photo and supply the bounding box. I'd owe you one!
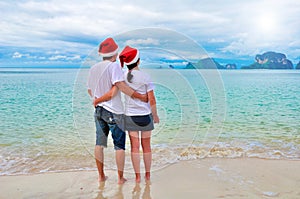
[1,0,300,66]
[39,54,82,61]
[125,38,160,46]
[10,49,82,66]
[12,52,36,59]
[49,55,67,61]
[12,52,23,59]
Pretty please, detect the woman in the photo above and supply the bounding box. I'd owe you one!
[119,45,159,183]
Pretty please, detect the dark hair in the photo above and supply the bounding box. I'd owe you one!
[103,55,115,61]
[127,71,133,83]
[127,58,140,83]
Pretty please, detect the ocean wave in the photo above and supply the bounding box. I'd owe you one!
[1,141,299,176]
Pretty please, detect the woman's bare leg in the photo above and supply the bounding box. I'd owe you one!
[129,131,141,183]
[141,131,152,181]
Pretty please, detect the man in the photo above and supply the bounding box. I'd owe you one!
[87,37,147,184]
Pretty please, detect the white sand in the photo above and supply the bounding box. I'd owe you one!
[0,158,299,199]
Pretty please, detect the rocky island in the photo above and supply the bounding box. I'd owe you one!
[184,51,297,70]
[241,51,293,69]
[296,61,300,69]
[185,58,226,69]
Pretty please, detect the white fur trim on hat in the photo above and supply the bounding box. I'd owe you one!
[99,47,119,57]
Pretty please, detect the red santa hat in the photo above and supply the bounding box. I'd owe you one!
[119,46,140,67]
[98,37,119,57]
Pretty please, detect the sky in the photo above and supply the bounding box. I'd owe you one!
[0,0,299,68]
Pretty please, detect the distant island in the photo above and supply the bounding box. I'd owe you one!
[185,51,298,70]
[186,58,228,69]
[185,58,238,70]
[241,51,293,69]
[296,61,300,69]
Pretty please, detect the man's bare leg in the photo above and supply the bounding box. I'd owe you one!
[116,149,127,184]
[95,145,107,182]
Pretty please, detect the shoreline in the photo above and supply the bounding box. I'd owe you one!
[1,158,300,199]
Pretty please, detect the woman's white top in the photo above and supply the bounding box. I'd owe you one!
[124,69,154,116]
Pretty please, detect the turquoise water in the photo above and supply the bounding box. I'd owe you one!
[0,68,299,175]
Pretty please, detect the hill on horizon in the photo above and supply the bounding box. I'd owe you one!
[241,51,294,69]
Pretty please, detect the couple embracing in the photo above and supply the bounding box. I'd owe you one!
[87,38,159,184]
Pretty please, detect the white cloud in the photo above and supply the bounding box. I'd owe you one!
[1,0,300,65]
[125,38,160,46]
[49,55,67,61]
[12,52,31,59]
[12,52,23,58]
[208,38,226,43]
[48,54,81,61]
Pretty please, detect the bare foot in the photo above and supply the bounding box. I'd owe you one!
[145,172,150,182]
[135,173,141,183]
[135,178,141,183]
[118,177,127,184]
[98,175,108,182]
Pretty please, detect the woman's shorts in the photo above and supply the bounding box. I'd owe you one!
[125,114,154,131]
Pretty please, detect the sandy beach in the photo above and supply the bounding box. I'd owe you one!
[1,158,299,199]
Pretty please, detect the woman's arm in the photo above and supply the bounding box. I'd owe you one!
[147,90,159,123]
[93,86,118,107]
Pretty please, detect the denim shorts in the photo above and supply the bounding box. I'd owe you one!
[94,106,126,150]
[125,114,154,131]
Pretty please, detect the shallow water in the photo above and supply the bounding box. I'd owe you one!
[0,68,299,175]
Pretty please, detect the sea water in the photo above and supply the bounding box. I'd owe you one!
[0,68,299,175]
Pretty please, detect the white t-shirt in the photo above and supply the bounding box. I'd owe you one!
[87,60,124,114]
[124,69,155,116]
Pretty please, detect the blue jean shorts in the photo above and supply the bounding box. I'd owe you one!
[125,114,154,131]
[94,106,126,150]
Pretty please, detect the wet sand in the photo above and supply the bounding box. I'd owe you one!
[1,158,299,199]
